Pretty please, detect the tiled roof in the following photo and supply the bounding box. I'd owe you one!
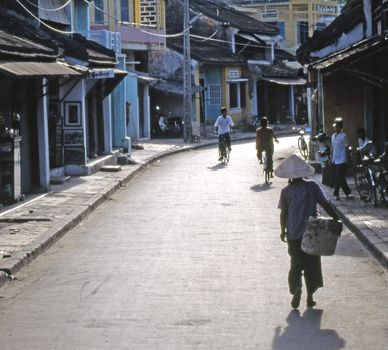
[190,0,279,35]
[296,0,364,64]
[253,63,300,78]
[0,6,116,67]
[47,33,117,67]
[168,37,245,65]
[0,7,58,61]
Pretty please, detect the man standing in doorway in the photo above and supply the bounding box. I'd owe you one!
[331,118,354,200]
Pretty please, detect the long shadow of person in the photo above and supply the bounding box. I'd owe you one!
[272,309,345,350]
[250,183,272,192]
[207,163,228,171]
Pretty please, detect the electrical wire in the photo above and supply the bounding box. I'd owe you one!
[139,26,190,38]
[15,0,74,34]
[23,0,72,12]
[196,28,220,42]
[86,0,194,38]
[190,34,267,49]
[84,0,156,28]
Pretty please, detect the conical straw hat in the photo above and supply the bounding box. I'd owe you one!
[275,154,315,179]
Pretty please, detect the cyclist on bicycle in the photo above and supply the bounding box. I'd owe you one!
[214,107,234,161]
[256,117,279,175]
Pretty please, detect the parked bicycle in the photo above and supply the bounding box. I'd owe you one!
[218,133,230,163]
[354,142,388,207]
[237,115,259,132]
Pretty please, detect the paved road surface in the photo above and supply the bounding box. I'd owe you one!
[0,137,387,349]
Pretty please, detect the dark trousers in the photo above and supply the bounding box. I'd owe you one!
[288,239,323,296]
[219,133,231,151]
[333,163,351,197]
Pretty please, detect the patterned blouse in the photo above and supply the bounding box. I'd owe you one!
[278,179,328,240]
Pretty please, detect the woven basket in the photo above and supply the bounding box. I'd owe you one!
[301,217,343,256]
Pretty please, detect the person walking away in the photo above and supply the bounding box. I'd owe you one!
[214,107,234,161]
[256,117,279,176]
[331,118,353,200]
[276,155,340,309]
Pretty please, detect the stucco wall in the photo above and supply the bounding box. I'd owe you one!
[323,71,365,148]
[148,48,184,80]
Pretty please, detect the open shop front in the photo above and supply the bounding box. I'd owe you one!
[0,61,80,203]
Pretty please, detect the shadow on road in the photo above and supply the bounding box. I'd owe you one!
[207,163,229,171]
[272,309,345,350]
[250,183,272,192]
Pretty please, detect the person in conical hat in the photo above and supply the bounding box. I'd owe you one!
[276,154,339,309]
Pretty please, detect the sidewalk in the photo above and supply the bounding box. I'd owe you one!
[0,127,387,288]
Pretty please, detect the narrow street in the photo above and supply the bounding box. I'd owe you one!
[0,136,387,349]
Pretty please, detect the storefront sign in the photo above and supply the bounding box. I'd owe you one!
[88,70,114,79]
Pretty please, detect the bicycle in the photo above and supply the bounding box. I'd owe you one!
[354,142,388,207]
[237,115,258,132]
[261,150,272,183]
[353,155,374,203]
[218,133,230,163]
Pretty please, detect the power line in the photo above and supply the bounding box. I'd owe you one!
[84,0,157,28]
[15,0,74,34]
[196,28,220,42]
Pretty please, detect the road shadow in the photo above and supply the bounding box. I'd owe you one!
[272,309,345,350]
[250,183,272,192]
[207,163,229,171]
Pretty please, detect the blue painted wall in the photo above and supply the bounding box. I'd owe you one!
[73,0,90,32]
[204,66,222,122]
[125,74,139,140]
[111,56,127,148]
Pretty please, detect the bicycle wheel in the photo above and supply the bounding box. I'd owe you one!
[366,169,378,206]
[298,137,308,160]
[265,169,270,183]
[263,152,270,183]
[380,172,388,206]
[377,172,388,206]
[220,144,228,163]
[354,165,370,200]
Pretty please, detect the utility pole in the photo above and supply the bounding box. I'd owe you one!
[183,0,192,142]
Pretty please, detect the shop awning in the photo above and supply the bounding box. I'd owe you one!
[261,77,306,85]
[0,61,81,77]
[100,70,128,97]
[309,35,388,75]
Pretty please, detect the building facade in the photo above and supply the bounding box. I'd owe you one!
[230,0,339,54]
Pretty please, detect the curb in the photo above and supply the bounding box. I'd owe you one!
[0,132,293,287]
[331,201,388,270]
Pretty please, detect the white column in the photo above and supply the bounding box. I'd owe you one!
[37,78,50,191]
[103,96,112,153]
[251,81,258,117]
[145,84,151,140]
[290,85,295,122]
[307,87,312,128]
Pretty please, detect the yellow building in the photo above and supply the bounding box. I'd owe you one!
[89,0,166,54]
[231,0,339,54]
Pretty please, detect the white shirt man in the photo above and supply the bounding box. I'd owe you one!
[214,114,234,135]
[331,131,348,165]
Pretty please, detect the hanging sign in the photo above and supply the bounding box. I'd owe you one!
[88,69,114,79]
